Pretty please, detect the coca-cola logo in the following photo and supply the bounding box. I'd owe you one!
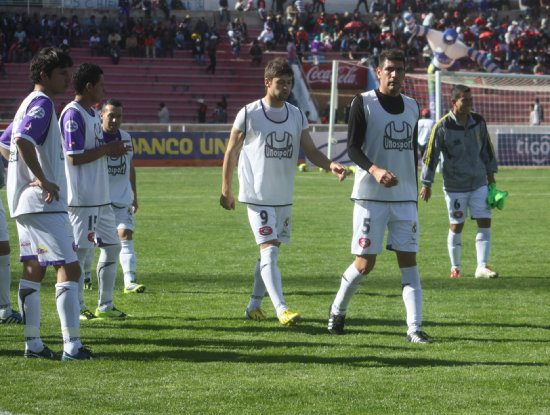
[304,64,366,88]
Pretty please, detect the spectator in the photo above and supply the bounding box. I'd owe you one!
[206,32,219,73]
[197,99,207,123]
[126,32,138,56]
[158,102,169,123]
[507,59,520,73]
[144,31,155,58]
[249,38,263,66]
[213,102,227,123]
[219,0,230,24]
[235,0,246,11]
[529,103,540,125]
[109,39,121,64]
[192,37,204,65]
[89,30,101,56]
[354,0,369,14]
[258,26,274,50]
[534,97,544,122]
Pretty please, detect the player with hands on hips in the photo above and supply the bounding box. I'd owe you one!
[420,84,499,280]
[8,47,106,360]
[328,49,431,344]
[221,57,346,326]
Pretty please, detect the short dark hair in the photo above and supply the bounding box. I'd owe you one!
[451,84,471,101]
[264,58,293,81]
[378,48,405,68]
[102,98,122,111]
[72,63,103,95]
[29,47,73,85]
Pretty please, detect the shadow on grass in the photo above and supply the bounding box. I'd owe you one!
[91,345,550,368]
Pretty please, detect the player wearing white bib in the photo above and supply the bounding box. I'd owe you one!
[328,49,431,343]
[221,58,346,326]
[60,63,130,321]
[100,99,144,294]
[420,84,499,280]
[417,108,435,158]
[7,47,106,360]
[0,124,22,324]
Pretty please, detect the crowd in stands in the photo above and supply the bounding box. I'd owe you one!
[0,0,550,75]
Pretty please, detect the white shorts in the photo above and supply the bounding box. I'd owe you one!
[16,213,77,266]
[351,201,419,255]
[444,185,491,224]
[0,196,9,242]
[69,205,120,249]
[247,205,292,245]
[112,204,135,232]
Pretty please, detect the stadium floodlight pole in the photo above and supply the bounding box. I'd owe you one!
[327,59,339,160]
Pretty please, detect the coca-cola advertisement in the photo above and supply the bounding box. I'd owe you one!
[302,63,368,88]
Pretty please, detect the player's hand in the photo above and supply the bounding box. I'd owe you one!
[420,186,431,202]
[132,198,138,213]
[220,193,235,210]
[104,140,128,157]
[30,178,60,203]
[370,166,398,188]
[329,162,347,181]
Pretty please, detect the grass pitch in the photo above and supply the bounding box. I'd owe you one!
[1,167,549,415]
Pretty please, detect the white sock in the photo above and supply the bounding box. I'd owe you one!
[260,246,287,317]
[247,257,265,311]
[97,244,121,312]
[0,254,12,317]
[83,247,95,284]
[401,266,423,334]
[55,281,82,355]
[76,248,94,309]
[331,262,365,316]
[120,239,137,287]
[447,230,462,270]
[476,227,491,268]
[18,279,43,352]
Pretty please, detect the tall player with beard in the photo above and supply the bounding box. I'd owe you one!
[60,63,130,321]
[100,99,145,294]
[221,58,347,326]
[327,49,431,343]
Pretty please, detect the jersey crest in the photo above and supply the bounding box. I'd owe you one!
[383,121,414,151]
[108,155,127,176]
[264,131,294,159]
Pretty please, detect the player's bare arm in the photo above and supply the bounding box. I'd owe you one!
[130,161,138,212]
[68,140,128,165]
[300,130,346,181]
[420,186,431,202]
[368,164,398,187]
[15,136,59,203]
[221,126,245,210]
[0,146,9,161]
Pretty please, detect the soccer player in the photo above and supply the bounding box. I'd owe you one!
[8,47,104,359]
[420,84,499,280]
[417,108,435,158]
[328,49,431,343]
[60,63,130,321]
[0,124,22,324]
[100,99,145,294]
[221,57,347,326]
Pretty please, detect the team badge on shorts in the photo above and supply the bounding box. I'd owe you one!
[87,232,96,242]
[36,244,50,255]
[259,226,273,236]
[453,211,464,219]
[412,222,417,234]
[359,237,371,248]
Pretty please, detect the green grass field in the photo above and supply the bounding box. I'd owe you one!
[1,167,549,415]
